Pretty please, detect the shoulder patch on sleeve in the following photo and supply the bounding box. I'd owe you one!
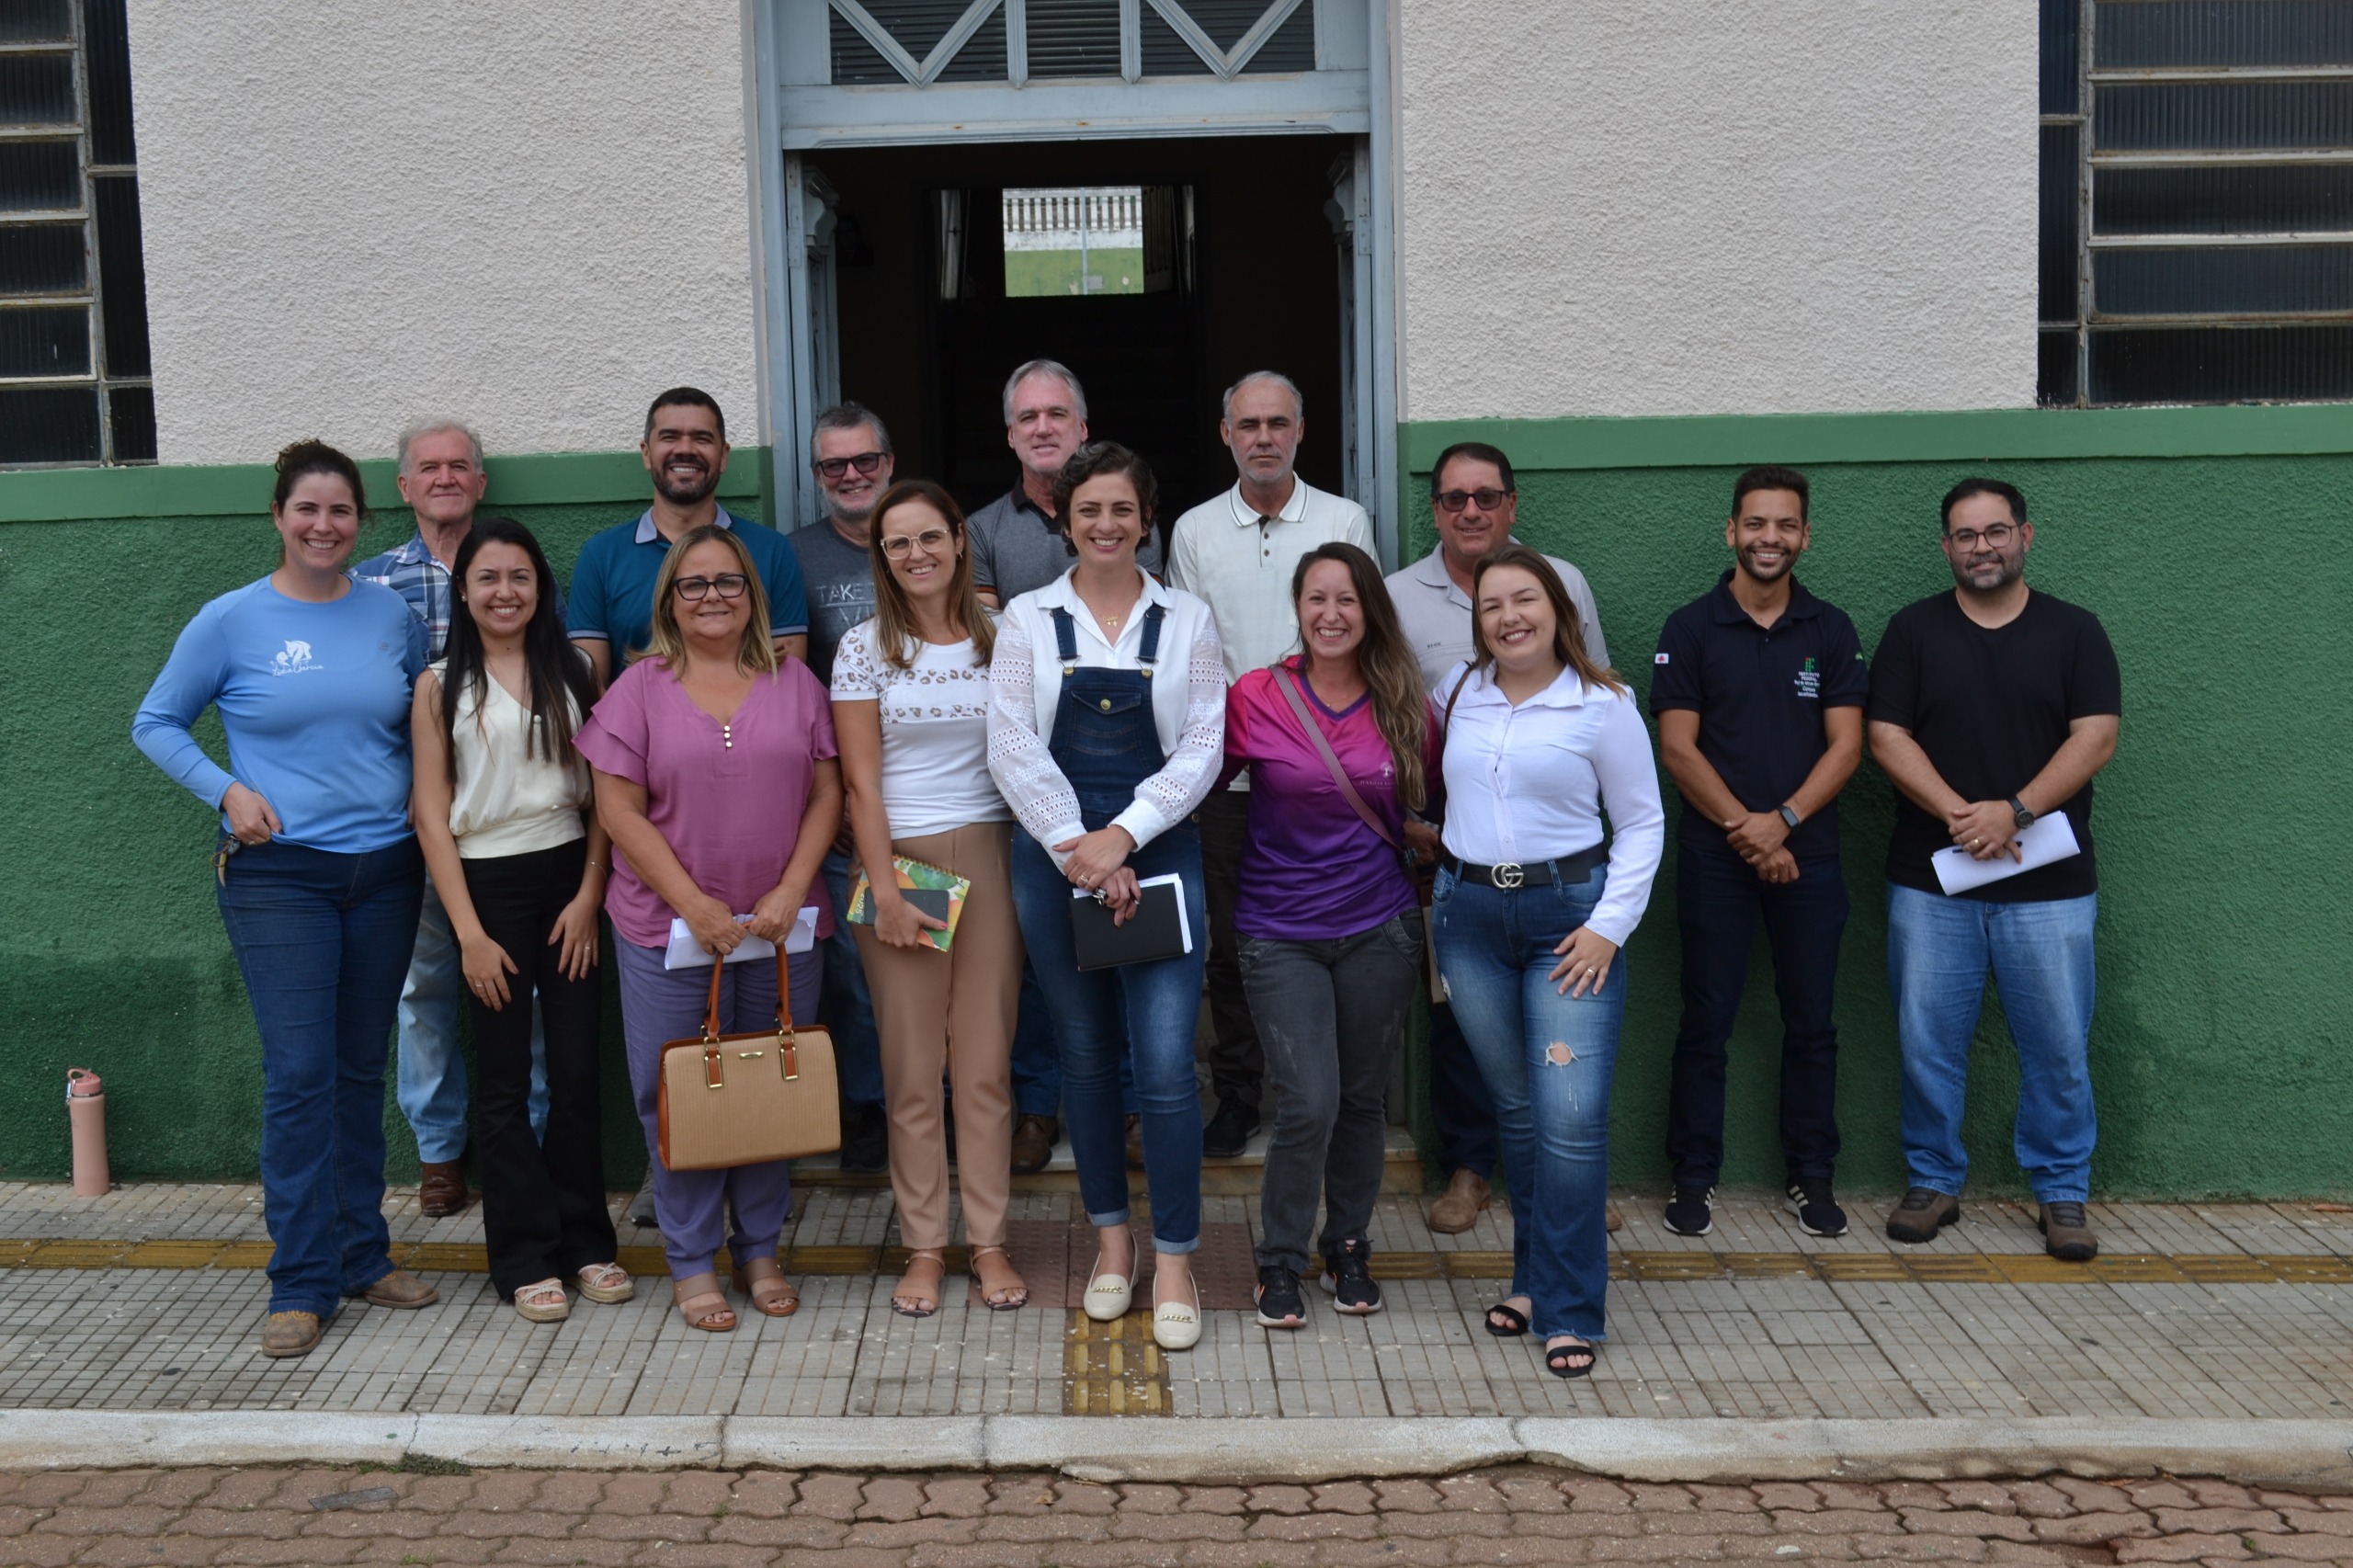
[1654,653,1670,665]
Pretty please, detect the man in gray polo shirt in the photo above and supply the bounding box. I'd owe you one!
[970,358,1164,608]
[1385,440,1620,1237]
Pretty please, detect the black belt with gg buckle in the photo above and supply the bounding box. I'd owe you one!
[1443,843,1607,891]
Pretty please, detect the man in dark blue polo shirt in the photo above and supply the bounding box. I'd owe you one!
[1651,466,1868,1240]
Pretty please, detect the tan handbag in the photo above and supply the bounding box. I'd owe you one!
[655,949,841,1172]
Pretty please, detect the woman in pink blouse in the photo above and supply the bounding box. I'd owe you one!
[574,525,843,1333]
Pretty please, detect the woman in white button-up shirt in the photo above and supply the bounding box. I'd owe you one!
[1431,543,1665,1381]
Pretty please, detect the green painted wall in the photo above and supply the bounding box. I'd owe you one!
[1403,408,2353,1199]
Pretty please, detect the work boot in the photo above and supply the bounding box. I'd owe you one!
[1885,1187,1961,1244]
[1427,1168,1491,1233]
[417,1159,467,1218]
[259,1311,324,1358]
[2039,1200,2099,1262]
[353,1269,439,1309]
[1010,1114,1058,1175]
[1606,1199,1624,1233]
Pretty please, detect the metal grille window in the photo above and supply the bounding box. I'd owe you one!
[826,0,1313,85]
[2040,0,2353,405]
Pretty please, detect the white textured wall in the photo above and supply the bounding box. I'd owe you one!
[1396,1,2038,420]
[126,1,761,464]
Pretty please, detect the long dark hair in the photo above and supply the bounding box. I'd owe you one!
[442,517,601,783]
[1289,542,1430,812]
[868,480,995,671]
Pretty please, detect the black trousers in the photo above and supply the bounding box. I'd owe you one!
[1197,790,1264,1114]
[1664,840,1848,1188]
[461,839,617,1298]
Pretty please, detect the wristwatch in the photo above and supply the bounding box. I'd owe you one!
[2009,796,2036,830]
[1777,804,1802,831]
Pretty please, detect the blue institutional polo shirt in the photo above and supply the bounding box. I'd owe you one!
[1650,572,1869,860]
[565,506,811,666]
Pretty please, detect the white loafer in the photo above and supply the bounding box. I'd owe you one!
[1083,1229,1135,1323]
[1153,1270,1202,1352]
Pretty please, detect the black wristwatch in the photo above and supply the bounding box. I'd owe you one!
[2009,796,2037,830]
[1777,804,1802,831]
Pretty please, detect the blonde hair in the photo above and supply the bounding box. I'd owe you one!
[644,524,779,676]
[867,481,995,671]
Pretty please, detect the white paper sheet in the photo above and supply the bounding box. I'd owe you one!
[1071,872,1194,954]
[663,905,819,970]
[1930,812,2082,895]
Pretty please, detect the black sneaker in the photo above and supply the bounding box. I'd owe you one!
[1784,1179,1849,1237]
[1202,1099,1258,1159]
[838,1103,889,1173]
[1663,1185,1714,1237]
[1319,1236,1383,1315]
[1255,1265,1306,1328]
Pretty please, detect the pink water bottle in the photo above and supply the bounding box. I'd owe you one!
[66,1069,108,1197]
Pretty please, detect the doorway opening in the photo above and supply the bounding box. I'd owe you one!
[804,133,1354,529]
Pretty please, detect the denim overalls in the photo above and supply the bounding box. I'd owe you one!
[1007,599,1209,1254]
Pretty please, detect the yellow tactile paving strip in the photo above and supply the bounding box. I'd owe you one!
[1063,1310,1174,1416]
[6,1237,2349,1286]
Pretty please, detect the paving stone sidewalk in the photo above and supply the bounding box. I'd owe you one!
[7,1463,2353,1565]
[5,1184,2353,1423]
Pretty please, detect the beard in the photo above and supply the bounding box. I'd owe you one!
[654,459,718,506]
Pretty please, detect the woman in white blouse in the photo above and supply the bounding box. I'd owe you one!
[987,442,1226,1352]
[834,480,1029,1317]
[1431,543,1665,1380]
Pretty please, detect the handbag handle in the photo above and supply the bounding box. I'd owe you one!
[1274,664,1400,852]
[699,945,802,1081]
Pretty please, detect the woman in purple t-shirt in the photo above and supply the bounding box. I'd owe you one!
[1222,542,1441,1333]
[574,525,842,1334]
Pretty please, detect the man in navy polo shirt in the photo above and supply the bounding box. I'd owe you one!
[567,387,811,685]
[1651,466,1868,1241]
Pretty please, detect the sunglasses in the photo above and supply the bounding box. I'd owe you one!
[814,451,886,481]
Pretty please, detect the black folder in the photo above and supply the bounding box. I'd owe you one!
[1070,874,1193,971]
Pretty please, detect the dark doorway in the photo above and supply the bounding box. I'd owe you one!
[812,135,1351,525]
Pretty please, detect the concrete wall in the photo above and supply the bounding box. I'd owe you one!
[123,0,764,464]
[1393,1,2039,421]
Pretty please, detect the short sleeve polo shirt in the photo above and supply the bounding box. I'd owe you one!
[967,481,1165,603]
[565,506,811,667]
[1650,572,1869,859]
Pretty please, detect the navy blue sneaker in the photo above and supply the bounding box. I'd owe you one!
[1664,1185,1714,1237]
[1784,1179,1849,1237]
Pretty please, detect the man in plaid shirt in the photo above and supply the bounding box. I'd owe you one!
[350,420,547,1218]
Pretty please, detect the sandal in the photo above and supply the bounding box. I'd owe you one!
[672,1271,736,1333]
[1484,1298,1530,1337]
[731,1256,801,1318]
[514,1278,571,1323]
[1544,1336,1597,1380]
[891,1248,946,1317]
[969,1244,1029,1312]
[575,1262,634,1304]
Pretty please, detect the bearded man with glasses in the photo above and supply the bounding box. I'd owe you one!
[1383,441,1619,1238]
[1867,478,2121,1264]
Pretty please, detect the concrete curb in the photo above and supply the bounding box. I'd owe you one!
[5,1412,2351,1487]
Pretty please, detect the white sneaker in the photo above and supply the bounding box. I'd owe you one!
[1083,1229,1135,1323]
[1153,1270,1202,1352]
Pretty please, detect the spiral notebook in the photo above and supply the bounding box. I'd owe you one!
[847,857,972,952]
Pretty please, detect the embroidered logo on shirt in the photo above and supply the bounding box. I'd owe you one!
[269,640,319,677]
[1654,653,1670,665]
[1793,655,1820,700]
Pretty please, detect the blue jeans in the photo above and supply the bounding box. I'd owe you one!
[1886,885,2099,1204]
[819,849,886,1109]
[1432,862,1623,1342]
[1009,824,1206,1253]
[216,836,426,1318]
[394,876,546,1164]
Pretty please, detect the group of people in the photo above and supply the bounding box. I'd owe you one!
[132,362,2122,1383]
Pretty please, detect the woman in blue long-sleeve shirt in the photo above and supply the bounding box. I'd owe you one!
[133,439,441,1359]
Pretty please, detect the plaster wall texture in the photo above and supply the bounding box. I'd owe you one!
[1393,1,2039,422]
[122,0,763,466]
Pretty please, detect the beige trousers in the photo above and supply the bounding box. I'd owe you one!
[849,822,1024,1251]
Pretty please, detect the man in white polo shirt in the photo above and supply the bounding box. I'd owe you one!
[1167,369,1372,1157]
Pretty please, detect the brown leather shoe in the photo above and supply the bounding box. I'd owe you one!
[1124,1113,1145,1172]
[1010,1114,1059,1175]
[259,1311,324,1358]
[1605,1199,1625,1234]
[356,1268,439,1310]
[1427,1167,1491,1233]
[2039,1201,2099,1262]
[417,1159,468,1217]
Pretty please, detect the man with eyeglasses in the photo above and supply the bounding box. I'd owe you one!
[790,403,896,1174]
[1167,370,1371,1158]
[1383,440,1615,1237]
[1867,478,2120,1264]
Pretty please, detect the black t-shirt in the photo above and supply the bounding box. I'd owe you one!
[1867,589,2122,902]
[1650,574,1869,861]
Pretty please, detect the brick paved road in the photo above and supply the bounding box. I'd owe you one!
[5,1466,2353,1566]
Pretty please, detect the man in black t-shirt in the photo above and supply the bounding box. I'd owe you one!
[1867,478,2121,1263]
[1653,467,1868,1243]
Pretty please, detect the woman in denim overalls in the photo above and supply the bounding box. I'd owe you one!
[987,443,1227,1352]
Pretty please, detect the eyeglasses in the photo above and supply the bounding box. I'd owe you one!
[814,451,886,481]
[881,528,953,560]
[1434,487,1512,514]
[1945,523,2018,551]
[673,573,750,601]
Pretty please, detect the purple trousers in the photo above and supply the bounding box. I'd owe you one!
[615,937,823,1281]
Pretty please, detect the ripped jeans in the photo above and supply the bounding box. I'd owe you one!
[1431,861,1624,1342]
